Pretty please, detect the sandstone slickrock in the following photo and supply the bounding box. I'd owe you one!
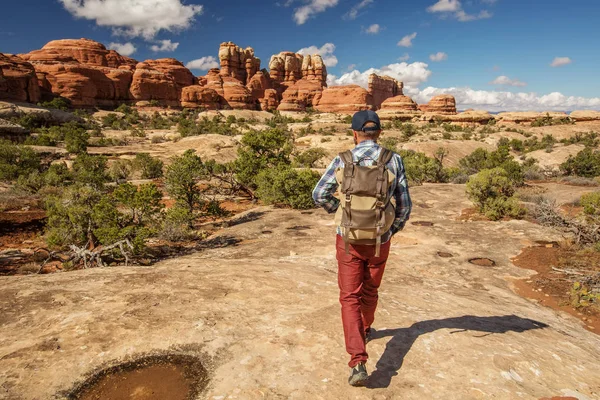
[419,94,457,114]
[0,117,28,141]
[496,111,569,124]
[0,53,41,103]
[567,110,600,122]
[380,95,418,112]
[0,101,81,124]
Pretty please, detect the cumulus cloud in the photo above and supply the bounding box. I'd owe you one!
[413,86,600,112]
[427,0,492,22]
[297,43,338,67]
[59,0,203,40]
[186,56,219,70]
[327,61,432,89]
[550,57,573,67]
[108,42,136,56]
[150,39,179,52]
[364,24,380,34]
[427,0,461,12]
[490,75,527,87]
[344,0,373,20]
[294,0,339,25]
[429,52,448,62]
[397,32,417,47]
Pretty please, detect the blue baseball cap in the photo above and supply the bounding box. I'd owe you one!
[351,110,382,132]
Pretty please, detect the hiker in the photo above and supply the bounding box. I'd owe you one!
[312,110,412,387]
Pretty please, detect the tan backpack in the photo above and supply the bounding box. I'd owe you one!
[334,148,396,257]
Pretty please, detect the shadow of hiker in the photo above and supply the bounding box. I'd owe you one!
[366,315,548,389]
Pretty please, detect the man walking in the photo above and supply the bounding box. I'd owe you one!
[312,110,412,386]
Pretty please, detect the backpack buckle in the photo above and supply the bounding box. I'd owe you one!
[375,200,384,208]
[345,194,352,203]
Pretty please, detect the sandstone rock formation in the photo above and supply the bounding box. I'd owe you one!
[8,38,414,113]
[496,111,569,124]
[0,101,82,124]
[0,117,29,141]
[419,94,457,114]
[369,74,403,109]
[380,95,418,112]
[0,53,41,103]
[314,85,372,113]
[219,42,260,85]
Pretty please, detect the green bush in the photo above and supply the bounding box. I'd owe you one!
[293,147,328,168]
[109,159,133,183]
[560,148,600,178]
[160,204,196,241]
[39,97,71,111]
[398,148,448,185]
[459,146,524,185]
[466,168,525,221]
[165,149,207,223]
[531,113,574,127]
[72,153,110,189]
[561,131,599,148]
[133,153,163,179]
[255,165,319,209]
[64,125,89,154]
[266,111,296,128]
[234,128,293,188]
[580,192,600,223]
[102,113,131,130]
[0,140,41,181]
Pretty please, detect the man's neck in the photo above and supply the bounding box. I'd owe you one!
[356,138,377,146]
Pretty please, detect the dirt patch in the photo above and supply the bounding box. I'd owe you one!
[512,245,600,335]
[458,207,490,222]
[412,221,435,227]
[66,354,208,400]
[437,251,454,258]
[0,210,46,275]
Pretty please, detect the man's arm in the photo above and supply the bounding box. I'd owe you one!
[312,156,341,213]
[390,156,412,235]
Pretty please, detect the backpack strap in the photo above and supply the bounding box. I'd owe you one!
[374,148,393,257]
[339,150,355,195]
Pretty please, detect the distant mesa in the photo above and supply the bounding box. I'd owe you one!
[1,37,457,115]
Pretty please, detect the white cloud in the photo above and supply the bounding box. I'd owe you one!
[429,52,448,62]
[550,57,573,67]
[328,61,432,89]
[398,53,410,62]
[481,0,497,4]
[344,0,373,20]
[413,86,600,112]
[294,0,339,25]
[364,24,380,34]
[490,75,527,87]
[150,39,179,52]
[297,43,338,67]
[347,64,356,71]
[186,56,219,71]
[107,42,136,56]
[427,0,492,22]
[397,32,417,47]
[455,9,492,21]
[427,0,461,12]
[59,0,203,40]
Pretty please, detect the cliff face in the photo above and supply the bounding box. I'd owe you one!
[1,38,457,114]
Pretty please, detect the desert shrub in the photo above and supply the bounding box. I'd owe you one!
[146,111,174,130]
[159,204,196,241]
[255,165,319,209]
[398,148,448,185]
[130,126,146,137]
[64,124,89,154]
[580,192,600,223]
[113,182,164,226]
[71,153,110,189]
[44,163,71,187]
[466,168,525,220]
[442,123,464,132]
[0,140,41,181]
[16,171,45,193]
[165,149,208,224]
[234,128,293,188]
[266,111,296,128]
[102,113,130,130]
[293,147,328,168]
[380,137,401,152]
[531,113,574,127]
[178,115,241,137]
[109,159,133,183]
[38,96,71,111]
[459,146,524,185]
[133,153,163,179]
[561,131,599,148]
[560,148,600,178]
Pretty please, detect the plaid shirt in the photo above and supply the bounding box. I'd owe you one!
[312,140,412,243]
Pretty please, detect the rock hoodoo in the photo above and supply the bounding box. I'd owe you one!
[419,94,457,114]
[1,38,460,113]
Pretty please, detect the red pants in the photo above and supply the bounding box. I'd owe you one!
[336,235,391,368]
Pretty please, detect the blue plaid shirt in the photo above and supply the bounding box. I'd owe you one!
[312,140,412,243]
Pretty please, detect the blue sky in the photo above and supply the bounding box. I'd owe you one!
[1,0,599,111]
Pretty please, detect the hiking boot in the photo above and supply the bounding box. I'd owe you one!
[348,362,368,386]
